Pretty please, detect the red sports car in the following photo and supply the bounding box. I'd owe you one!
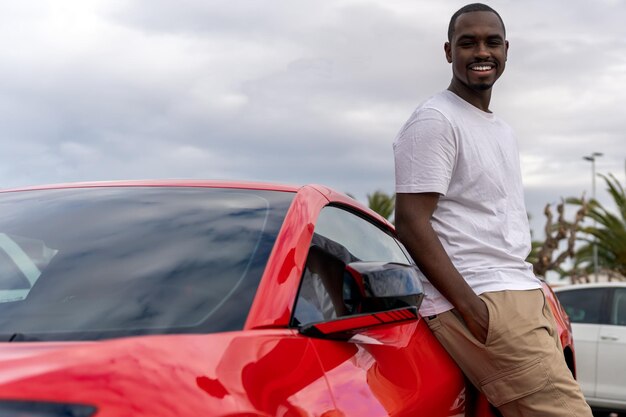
[0,180,575,417]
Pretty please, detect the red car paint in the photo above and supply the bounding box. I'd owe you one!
[0,181,574,416]
[542,281,577,377]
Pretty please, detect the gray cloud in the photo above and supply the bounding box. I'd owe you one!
[0,0,625,238]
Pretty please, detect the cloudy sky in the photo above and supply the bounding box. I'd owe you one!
[1,0,625,236]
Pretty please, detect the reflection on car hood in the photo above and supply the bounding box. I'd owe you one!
[0,330,338,417]
[0,340,91,362]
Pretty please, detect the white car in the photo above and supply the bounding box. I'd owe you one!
[554,283,626,413]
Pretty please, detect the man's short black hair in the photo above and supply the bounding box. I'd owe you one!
[447,3,506,42]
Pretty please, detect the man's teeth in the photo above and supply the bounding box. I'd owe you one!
[473,66,493,71]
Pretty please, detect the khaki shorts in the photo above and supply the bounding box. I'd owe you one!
[425,289,592,417]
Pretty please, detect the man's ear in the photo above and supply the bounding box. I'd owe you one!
[505,40,509,61]
[444,42,452,63]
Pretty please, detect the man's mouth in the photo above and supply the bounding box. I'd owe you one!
[469,63,495,72]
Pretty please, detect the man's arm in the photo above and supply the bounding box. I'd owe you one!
[395,192,489,343]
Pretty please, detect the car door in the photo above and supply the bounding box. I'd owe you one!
[596,287,626,403]
[291,205,469,417]
[554,287,609,398]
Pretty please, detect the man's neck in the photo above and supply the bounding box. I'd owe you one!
[447,83,492,113]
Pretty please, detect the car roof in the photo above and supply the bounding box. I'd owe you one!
[0,179,394,231]
[553,282,626,292]
[0,179,301,194]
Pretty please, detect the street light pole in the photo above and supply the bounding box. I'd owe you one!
[583,152,603,282]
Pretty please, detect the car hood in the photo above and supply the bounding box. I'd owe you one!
[0,340,80,361]
[0,329,329,417]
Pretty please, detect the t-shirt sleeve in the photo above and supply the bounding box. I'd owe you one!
[393,108,456,195]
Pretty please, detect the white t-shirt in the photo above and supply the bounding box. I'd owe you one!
[393,90,541,315]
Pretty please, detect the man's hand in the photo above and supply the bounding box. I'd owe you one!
[459,297,489,345]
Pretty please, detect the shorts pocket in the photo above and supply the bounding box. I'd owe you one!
[479,294,495,346]
[480,359,549,407]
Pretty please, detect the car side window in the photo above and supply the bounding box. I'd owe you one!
[556,288,608,324]
[292,206,411,326]
[611,288,626,326]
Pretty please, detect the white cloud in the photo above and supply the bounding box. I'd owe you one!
[0,0,625,236]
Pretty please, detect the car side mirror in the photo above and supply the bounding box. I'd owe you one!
[299,262,424,339]
[343,261,424,313]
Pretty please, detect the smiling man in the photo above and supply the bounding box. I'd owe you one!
[393,3,592,416]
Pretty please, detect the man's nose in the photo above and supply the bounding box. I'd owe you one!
[475,42,490,58]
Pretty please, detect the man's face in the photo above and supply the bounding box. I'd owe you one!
[445,11,508,92]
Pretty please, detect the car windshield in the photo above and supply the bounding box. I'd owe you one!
[0,187,294,341]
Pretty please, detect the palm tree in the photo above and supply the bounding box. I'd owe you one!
[367,191,395,222]
[567,174,626,279]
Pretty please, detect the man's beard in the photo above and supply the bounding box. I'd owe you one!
[470,82,493,91]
